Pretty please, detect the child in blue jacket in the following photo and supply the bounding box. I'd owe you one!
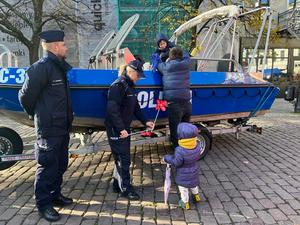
[164,122,201,209]
[151,33,175,71]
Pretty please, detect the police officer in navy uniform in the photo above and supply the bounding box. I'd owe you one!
[19,30,73,222]
[105,60,154,200]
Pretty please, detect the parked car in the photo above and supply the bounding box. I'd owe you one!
[262,68,286,80]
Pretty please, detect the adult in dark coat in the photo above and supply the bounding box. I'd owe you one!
[105,60,154,200]
[158,47,192,147]
[19,30,73,222]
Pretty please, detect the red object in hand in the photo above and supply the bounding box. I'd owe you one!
[155,99,168,111]
[141,131,152,137]
[141,131,157,137]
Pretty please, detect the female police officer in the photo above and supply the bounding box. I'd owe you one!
[105,60,154,200]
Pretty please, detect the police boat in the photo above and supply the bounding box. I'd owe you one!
[0,6,279,170]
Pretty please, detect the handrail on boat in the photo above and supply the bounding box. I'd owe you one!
[170,6,272,76]
[0,44,18,68]
[191,57,244,73]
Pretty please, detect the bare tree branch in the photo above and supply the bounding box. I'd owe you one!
[0,0,33,28]
[0,0,94,64]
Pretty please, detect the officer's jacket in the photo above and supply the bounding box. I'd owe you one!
[158,53,191,102]
[105,74,147,132]
[19,51,73,137]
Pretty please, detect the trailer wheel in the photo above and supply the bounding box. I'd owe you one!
[198,131,211,160]
[0,127,23,171]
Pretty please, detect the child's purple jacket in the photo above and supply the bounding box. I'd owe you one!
[164,143,201,188]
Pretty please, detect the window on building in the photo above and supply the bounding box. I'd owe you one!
[274,48,288,60]
[288,0,300,9]
[241,48,290,76]
[260,0,269,6]
[293,49,300,57]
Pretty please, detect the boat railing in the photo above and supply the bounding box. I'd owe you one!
[88,31,116,69]
[191,57,244,73]
[90,14,140,69]
[0,44,18,68]
[170,6,272,76]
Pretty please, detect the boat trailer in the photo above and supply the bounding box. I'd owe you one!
[0,123,262,171]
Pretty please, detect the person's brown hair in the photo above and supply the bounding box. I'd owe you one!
[169,47,183,60]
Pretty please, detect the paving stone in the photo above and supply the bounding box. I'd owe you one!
[229,212,247,223]
[216,192,231,202]
[80,219,97,225]
[277,221,294,225]
[277,204,297,215]
[288,215,300,225]
[275,190,294,200]
[238,206,256,219]
[240,191,254,199]
[0,208,19,220]
[223,202,239,213]
[250,189,265,199]
[268,208,288,221]
[258,199,276,209]
[247,217,264,225]
[199,214,218,225]
[245,199,264,210]
[221,182,235,189]
[233,198,248,206]
[287,199,300,210]
[64,216,82,225]
[22,212,40,225]
[183,210,200,223]
[98,213,112,225]
[141,218,156,225]
[259,186,274,194]
[6,215,26,225]
[267,195,285,204]
[213,209,231,224]
[209,197,223,209]
[256,211,276,224]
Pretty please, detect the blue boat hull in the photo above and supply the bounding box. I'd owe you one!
[0,68,279,132]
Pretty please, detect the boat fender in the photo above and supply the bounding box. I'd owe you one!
[230,88,245,98]
[193,89,214,99]
[245,88,261,97]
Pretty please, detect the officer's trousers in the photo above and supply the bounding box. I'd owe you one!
[106,127,131,192]
[34,134,69,210]
[168,101,192,147]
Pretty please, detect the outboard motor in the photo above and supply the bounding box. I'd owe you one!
[284,85,295,101]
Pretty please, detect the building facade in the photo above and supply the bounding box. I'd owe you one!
[0,0,117,68]
[241,0,300,78]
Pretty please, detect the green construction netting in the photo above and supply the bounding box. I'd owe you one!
[118,1,192,63]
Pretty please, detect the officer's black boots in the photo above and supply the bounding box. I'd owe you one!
[52,194,73,207]
[39,207,60,222]
[112,178,121,193]
[121,188,140,200]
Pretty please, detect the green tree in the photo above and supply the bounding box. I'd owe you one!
[142,0,226,52]
[142,0,280,53]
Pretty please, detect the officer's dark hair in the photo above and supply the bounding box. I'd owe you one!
[169,47,183,60]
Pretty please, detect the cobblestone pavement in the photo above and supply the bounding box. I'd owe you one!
[0,99,300,225]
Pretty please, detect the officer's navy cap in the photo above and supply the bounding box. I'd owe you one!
[39,30,65,43]
[128,60,145,78]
